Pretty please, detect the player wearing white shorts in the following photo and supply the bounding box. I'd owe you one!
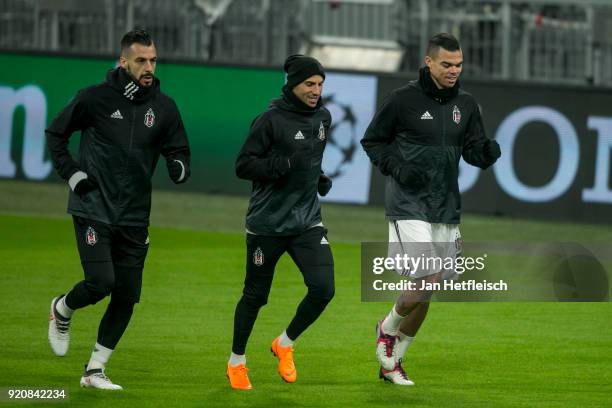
[388,220,462,280]
[361,33,501,385]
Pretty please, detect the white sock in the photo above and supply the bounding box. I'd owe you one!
[381,306,403,335]
[228,352,246,367]
[86,342,113,371]
[279,331,294,348]
[395,332,415,361]
[56,296,74,319]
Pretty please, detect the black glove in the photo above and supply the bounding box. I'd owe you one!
[318,174,333,196]
[73,178,98,197]
[167,159,189,184]
[287,152,311,171]
[483,140,501,161]
[393,164,429,189]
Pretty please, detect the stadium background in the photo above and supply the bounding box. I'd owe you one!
[0,0,610,407]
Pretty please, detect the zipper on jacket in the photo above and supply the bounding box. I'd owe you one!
[430,102,447,220]
[118,109,136,207]
[128,110,135,154]
[440,103,447,148]
[310,117,315,166]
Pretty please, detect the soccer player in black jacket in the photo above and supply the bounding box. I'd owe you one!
[226,55,335,390]
[362,33,501,385]
[45,29,190,390]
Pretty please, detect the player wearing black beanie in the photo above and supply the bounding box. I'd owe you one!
[283,54,326,90]
[227,54,334,390]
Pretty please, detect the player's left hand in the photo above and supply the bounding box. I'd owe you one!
[318,174,333,196]
[483,140,501,161]
[167,159,189,184]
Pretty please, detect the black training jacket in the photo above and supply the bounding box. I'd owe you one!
[46,68,190,226]
[236,90,331,236]
[361,69,496,224]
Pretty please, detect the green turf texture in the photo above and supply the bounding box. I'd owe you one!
[0,180,610,407]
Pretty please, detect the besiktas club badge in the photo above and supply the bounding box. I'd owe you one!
[85,226,97,246]
[253,247,264,266]
[144,108,155,128]
[452,105,461,125]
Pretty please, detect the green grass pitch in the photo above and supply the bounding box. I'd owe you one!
[0,180,610,407]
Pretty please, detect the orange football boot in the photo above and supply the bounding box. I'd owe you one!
[271,336,297,383]
[226,363,252,390]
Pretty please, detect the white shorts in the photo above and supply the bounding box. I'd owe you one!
[388,220,462,279]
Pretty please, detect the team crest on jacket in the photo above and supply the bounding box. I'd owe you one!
[253,247,264,266]
[144,108,155,128]
[452,105,461,125]
[85,226,97,246]
[318,121,326,140]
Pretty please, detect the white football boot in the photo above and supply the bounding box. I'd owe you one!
[80,366,123,390]
[375,319,398,371]
[48,296,71,356]
[379,360,415,386]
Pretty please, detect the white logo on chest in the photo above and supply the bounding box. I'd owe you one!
[420,111,433,120]
[144,108,155,128]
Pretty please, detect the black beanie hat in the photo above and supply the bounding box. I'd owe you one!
[284,54,325,90]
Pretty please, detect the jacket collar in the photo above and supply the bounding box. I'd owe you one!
[270,85,322,114]
[418,66,459,103]
[106,67,160,103]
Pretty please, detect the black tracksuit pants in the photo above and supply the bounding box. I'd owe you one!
[232,226,335,355]
[63,216,148,350]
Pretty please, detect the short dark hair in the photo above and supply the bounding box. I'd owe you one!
[427,33,461,57]
[121,29,153,54]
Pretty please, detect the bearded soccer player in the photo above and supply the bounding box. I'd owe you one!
[46,29,190,390]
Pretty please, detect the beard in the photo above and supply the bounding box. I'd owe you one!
[126,66,153,87]
[139,74,154,86]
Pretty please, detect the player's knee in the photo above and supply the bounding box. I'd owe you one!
[322,281,336,302]
[242,292,268,309]
[418,301,430,312]
[82,262,115,302]
[107,298,136,319]
[307,282,335,303]
[84,276,114,302]
[109,297,135,312]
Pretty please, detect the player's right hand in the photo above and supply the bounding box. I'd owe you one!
[394,164,428,189]
[73,177,98,197]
